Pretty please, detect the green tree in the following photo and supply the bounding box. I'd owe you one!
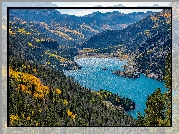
[137,52,172,126]
[163,88,171,126]
[164,52,172,89]
[137,88,165,126]
[163,52,172,126]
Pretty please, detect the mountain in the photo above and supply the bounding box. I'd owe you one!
[7,4,143,127]
[2,2,58,19]
[82,9,171,53]
[9,17,80,71]
[81,9,171,80]
[9,9,155,45]
[82,11,155,31]
[7,7,171,80]
[8,8,156,71]
[108,4,125,7]
[2,2,58,57]
[7,4,172,127]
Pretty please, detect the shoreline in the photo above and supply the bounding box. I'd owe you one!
[74,53,129,61]
[73,53,164,81]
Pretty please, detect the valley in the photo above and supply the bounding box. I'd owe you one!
[7,6,172,126]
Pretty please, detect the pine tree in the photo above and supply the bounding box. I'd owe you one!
[163,52,172,126]
[137,111,145,126]
[137,52,172,126]
[164,52,171,89]
[137,88,165,126]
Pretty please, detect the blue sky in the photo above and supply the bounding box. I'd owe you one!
[52,2,170,16]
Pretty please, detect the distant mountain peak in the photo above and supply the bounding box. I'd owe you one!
[107,4,125,7]
[152,4,160,7]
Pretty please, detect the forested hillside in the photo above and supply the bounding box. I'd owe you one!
[82,9,171,81]
[7,7,172,127]
[9,56,137,126]
[9,17,80,71]
[8,8,156,72]
[82,9,171,54]
[9,9,154,45]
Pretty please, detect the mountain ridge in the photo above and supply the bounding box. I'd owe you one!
[81,9,171,81]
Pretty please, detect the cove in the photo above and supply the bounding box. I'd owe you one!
[64,58,168,119]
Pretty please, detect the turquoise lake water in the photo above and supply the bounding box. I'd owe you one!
[64,58,168,119]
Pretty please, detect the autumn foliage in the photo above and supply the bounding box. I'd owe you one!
[8,56,137,126]
[9,67,50,99]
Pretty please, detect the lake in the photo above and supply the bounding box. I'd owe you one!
[64,58,168,118]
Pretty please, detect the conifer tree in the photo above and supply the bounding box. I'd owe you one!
[137,52,172,126]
